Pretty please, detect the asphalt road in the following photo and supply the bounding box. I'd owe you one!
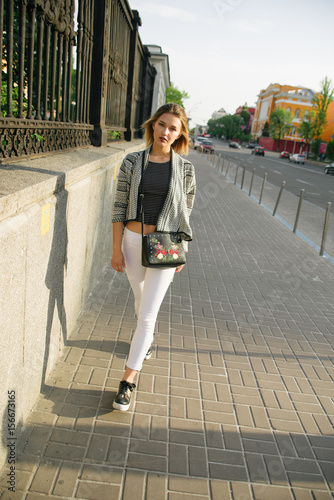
[209,139,334,213]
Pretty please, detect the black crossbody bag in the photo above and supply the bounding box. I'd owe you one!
[140,154,186,268]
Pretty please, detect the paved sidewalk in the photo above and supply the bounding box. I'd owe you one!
[1,150,334,499]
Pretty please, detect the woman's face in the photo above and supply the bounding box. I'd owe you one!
[152,113,182,149]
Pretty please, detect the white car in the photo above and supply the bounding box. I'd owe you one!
[194,137,205,150]
[289,154,305,164]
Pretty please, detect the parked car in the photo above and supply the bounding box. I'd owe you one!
[324,163,334,175]
[289,154,305,164]
[194,137,205,150]
[229,141,240,149]
[200,139,214,154]
[251,146,265,156]
[280,151,290,159]
[246,143,257,149]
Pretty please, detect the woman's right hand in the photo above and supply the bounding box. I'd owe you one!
[111,249,126,273]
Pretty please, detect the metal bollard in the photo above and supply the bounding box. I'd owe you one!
[259,173,267,204]
[320,202,332,256]
[293,189,305,233]
[218,153,221,171]
[234,165,239,185]
[249,168,256,196]
[221,157,225,175]
[241,166,246,189]
[225,161,230,178]
[273,181,286,216]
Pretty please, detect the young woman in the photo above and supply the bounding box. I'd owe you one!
[111,102,196,411]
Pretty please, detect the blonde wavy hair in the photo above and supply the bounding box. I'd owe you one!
[142,102,189,156]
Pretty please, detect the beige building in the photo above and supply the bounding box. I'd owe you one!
[146,45,170,113]
[211,107,228,120]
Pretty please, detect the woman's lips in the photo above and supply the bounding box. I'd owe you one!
[159,137,167,143]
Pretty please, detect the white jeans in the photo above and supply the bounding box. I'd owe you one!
[122,227,175,371]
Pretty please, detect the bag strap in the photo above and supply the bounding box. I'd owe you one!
[139,152,146,239]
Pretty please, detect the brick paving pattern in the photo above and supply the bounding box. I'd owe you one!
[1,151,334,499]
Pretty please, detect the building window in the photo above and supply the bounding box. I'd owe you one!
[295,109,300,118]
[291,126,296,135]
[286,107,291,113]
[304,110,309,120]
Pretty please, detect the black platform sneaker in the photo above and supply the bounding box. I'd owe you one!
[145,347,152,360]
[112,380,136,411]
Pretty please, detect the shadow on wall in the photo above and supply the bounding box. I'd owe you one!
[42,173,68,393]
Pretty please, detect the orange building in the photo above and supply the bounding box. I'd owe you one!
[251,82,334,152]
[321,101,334,143]
[251,83,317,146]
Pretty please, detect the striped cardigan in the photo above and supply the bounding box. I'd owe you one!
[112,146,196,241]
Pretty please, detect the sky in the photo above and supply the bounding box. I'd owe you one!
[130,0,334,128]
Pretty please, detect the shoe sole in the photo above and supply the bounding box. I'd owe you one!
[145,352,152,360]
[112,401,130,411]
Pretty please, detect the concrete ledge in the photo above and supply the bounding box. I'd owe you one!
[0,140,145,222]
[0,140,145,470]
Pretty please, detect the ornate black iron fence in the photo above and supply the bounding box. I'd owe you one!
[1,0,156,161]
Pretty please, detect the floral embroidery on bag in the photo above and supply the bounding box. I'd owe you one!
[152,237,181,261]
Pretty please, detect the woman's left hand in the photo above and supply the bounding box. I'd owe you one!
[175,264,185,273]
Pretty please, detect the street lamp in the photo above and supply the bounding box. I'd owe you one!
[187,102,202,128]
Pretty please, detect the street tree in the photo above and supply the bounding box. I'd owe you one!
[207,116,232,139]
[262,122,270,137]
[298,111,315,153]
[326,140,334,161]
[166,82,189,108]
[312,76,334,141]
[207,114,251,141]
[240,104,250,131]
[269,108,293,150]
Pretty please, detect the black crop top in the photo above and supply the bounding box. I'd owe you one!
[135,160,171,225]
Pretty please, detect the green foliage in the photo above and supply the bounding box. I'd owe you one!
[31,133,45,142]
[108,130,121,140]
[312,76,334,140]
[326,140,334,161]
[2,2,28,116]
[166,82,189,108]
[262,122,270,137]
[311,138,322,156]
[269,108,293,140]
[240,105,250,128]
[298,113,315,144]
[2,3,21,82]
[207,113,249,140]
[1,81,28,117]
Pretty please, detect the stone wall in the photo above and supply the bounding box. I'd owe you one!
[0,141,145,469]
